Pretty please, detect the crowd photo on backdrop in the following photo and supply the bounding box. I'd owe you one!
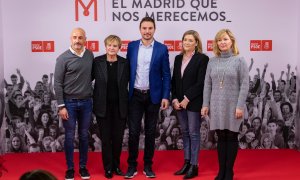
[1,21,298,180]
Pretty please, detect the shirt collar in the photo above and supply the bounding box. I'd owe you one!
[139,39,155,48]
[69,47,86,57]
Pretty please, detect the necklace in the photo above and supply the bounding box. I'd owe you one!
[216,57,231,89]
[107,59,117,66]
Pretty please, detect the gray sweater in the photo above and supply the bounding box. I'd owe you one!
[203,51,249,132]
[54,49,94,105]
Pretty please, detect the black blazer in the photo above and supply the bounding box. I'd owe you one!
[92,54,129,118]
[171,52,209,112]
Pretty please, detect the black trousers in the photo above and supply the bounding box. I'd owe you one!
[97,101,126,171]
[127,90,160,168]
[215,129,239,180]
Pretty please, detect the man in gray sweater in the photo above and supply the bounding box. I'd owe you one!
[54,27,94,180]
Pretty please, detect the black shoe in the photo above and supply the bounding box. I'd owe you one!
[143,167,156,178]
[79,167,90,179]
[124,167,137,179]
[114,167,125,176]
[65,169,74,180]
[215,175,224,180]
[105,170,113,179]
[183,165,198,179]
[174,160,190,175]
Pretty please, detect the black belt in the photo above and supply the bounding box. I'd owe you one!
[134,88,149,94]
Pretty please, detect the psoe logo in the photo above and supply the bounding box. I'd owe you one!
[262,40,272,51]
[32,41,55,52]
[174,40,182,52]
[250,40,261,51]
[121,41,130,52]
[75,0,98,21]
[164,41,175,52]
[86,41,99,52]
[207,40,213,51]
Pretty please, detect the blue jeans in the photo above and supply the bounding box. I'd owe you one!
[63,98,92,169]
[177,110,200,165]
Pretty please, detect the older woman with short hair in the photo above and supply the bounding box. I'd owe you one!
[92,35,129,179]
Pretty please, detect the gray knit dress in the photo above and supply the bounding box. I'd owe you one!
[202,51,249,132]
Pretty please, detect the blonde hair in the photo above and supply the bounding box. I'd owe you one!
[213,29,239,57]
[104,35,122,48]
[181,30,203,54]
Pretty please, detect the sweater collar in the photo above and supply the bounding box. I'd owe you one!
[220,50,233,58]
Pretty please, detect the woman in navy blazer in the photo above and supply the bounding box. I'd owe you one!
[172,30,209,179]
[92,35,129,179]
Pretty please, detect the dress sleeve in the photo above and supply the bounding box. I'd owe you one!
[202,59,212,107]
[236,57,250,109]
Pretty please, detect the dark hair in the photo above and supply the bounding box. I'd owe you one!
[10,134,24,152]
[29,143,40,149]
[20,169,57,180]
[273,90,281,95]
[34,95,41,99]
[139,16,156,29]
[171,126,181,135]
[280,102,293,113]
[11,74,17,78]
[275,120,284,133]
[14,93,23,99]
[288,133,295,141]
[267,119,277,125]
[42,74,49,78]
[36,110,53,128]
[252,117,262,123]
[24,90,32,95]
[280,80,286,85]
[239,122,250,131]
[12,115,23,121]
[245,128,256,135]
[49,124,58,130]
[175,136,183,144]
[49,124,59,138]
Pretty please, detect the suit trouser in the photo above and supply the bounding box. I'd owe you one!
[97,101,126,171]
[127,90,160,168]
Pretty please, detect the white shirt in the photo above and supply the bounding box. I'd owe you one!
[69,47,86,57]
[134,40,154,90]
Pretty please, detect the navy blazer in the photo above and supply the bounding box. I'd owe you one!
[171,52,209,112]
[92,54,129,118]
[127,40,171,104]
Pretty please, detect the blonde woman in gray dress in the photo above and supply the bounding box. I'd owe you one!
[201,29,249,180]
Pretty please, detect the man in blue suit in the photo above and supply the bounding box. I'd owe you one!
[125,17,171,179]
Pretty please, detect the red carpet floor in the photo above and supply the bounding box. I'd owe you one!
[1,149,300,180]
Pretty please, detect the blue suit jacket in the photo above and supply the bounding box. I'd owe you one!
[127,40,171,104]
